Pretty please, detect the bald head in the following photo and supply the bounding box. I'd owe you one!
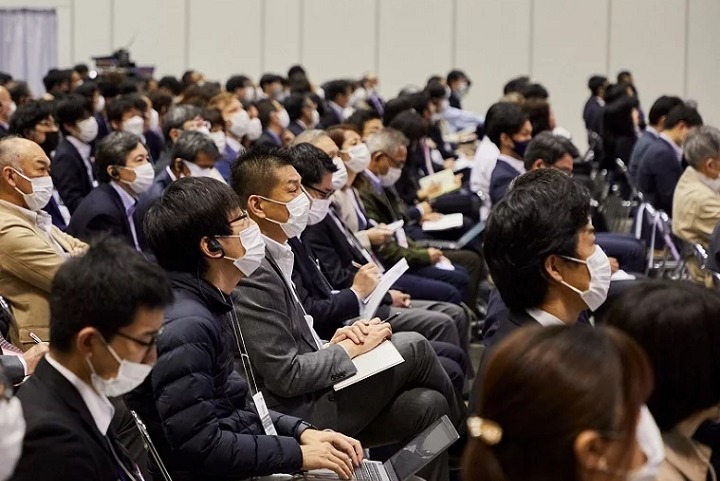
[0,85,13,123]
[0,136,51,207]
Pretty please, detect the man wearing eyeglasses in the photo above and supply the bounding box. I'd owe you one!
[10,237,173,481]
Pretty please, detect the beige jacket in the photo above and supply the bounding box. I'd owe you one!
[658,413,715,481]
[0,201,86,350]
[672,167,720,247]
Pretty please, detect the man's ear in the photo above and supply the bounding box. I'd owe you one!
[500,132,513,149]
[544,254,565,283]
[246,194,266,220]
[169,128,181,143]
[531,159,546,171]
[199,236,223,259]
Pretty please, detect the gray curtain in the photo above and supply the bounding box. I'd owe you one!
[0,8,57,97]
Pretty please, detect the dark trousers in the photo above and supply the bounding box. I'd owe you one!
[596,232,646,273]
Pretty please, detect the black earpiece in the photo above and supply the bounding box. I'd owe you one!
[111,166,119,178]
[208,238,224,254]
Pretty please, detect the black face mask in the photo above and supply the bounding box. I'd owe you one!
[41,131,60,156]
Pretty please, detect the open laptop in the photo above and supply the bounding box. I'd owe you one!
[304,415,459,481]
[414,221,485,250]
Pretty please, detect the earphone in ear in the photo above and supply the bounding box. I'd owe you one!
[208,238,224,254]
[111,166,119,178]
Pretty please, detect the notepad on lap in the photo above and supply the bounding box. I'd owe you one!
[333,341,405,391]
[361,258,409,319]
[419,169,459,199]
[422,213,464,232]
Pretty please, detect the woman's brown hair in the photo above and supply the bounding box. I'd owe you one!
[463,325,653,481]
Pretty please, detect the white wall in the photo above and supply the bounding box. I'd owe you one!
[1,0,718,145]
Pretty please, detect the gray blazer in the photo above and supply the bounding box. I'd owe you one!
[232,255,357,428]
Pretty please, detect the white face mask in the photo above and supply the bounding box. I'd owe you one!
[220,223,266,277]
[182,159,214,178]
[120,162,154,196]
[11,169,54,211]
[310,109,320,128]
[308,197,332,226]
[148,109,160,130]
[0,396,25,481]
[700,172,720,194]
[457,81,469,97]
[630,406,665,481]
[332,156,348,190]
[246,118,263,141]
[559,245,612,311]
[242,86,256,104]
[277,109,290,129]
[122,115,145,137]
[261,191,311,239]
[192,125,211,138]
[86,339,153,397]
[229,110,250,138]
[76,116,99,143]
[346,143,371,173]
[5,100,17,118]
[94,95,106,114]
[208,131,226,153]
[380,166,402,187]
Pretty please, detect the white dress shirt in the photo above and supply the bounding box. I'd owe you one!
[110,181,140,251]
[525,308,565,327]
[0,199,66,255]
[66,136,98,187]
[45,354,115,435]
[470,137,500,221]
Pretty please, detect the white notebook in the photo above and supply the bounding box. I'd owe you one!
[422,213,464,232]
[333,341,405,391]
[361,258,409,319]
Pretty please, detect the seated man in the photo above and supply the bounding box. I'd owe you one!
[672,126,720,280]
[0,137,87,349]
[11,237,173,481]
[128,177,366,481]
[153,104,208,175]
[635,104,703,214]
[68,132,153,250]
[230,149,464,481]
[487,102,532,204]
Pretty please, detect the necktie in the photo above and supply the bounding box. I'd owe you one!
[329,211,385,273]
[0,334,22,355]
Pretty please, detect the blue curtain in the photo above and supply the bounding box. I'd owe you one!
[0,8,57,96]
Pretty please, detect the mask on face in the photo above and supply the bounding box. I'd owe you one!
[148,109,160,131]
[11,169,54,211]
[94,95,106,114]
[310,110,321,129]
[5,100,17,118]
[120,162,154,196]
[0,396,25,481]
[630,406,665,481]
[76,116,99,143]
[277,109,291,129]
[559,245,612,311]
[439,99,450,112]
[457,82,469,97]
[220,223,266,277]
[86,337,153,398]
[192,125,211,138]
[332,157,348,190]
[41,131,60,156]
[380,166,402,187]
[246,118,263,141]
[229,110,250,138]
[242,86,256,104]
[512,138,531,158]
[346,143,371,173]
[208,131,227,153]
[308,197,332,225]
[122,115,146,137]
[260,191,311,239]
[182,159,214,178]
[700,173,720,194]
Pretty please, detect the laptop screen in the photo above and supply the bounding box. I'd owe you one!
[386,415,459,481]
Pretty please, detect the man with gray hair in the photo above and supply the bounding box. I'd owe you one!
[153,104,209,174]
[672,126,720,254]
[0,136,86,349]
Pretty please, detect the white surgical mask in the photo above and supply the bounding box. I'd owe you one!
[122,115,145,137]
[379,166,402,187]
[246,118,263,141]
[458,81,469,97]
[310,109,320,128]
[148,109,160,131]
[277,109,290,129]
[332,156,348,190]
[192,125,211,138]
[700,172,720,194]
[559,245,612,311]
[11,169,54,211]
[220,223,266,277]
[229,110,250,138]
[346,144,371,173]
[0,396,25,481]
[120,162,154,196]
[76,116,99,143]
[208,131,227,153]
[242,86,256,104]
[94,95,106,114]
[630,407,665,481]
[182,159,214,178]
[5,100,17,118]
[86,339,153,397]
[308,197,332,225]
[260,191,311,239]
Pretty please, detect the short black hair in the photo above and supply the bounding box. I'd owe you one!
[231,146,294,207]
[522,83,549,100]
[522,99,551,136]
[324,80,352,102]
[43,68,71,93]
[647,96,684,126]
[259,73,283,90]
[617,70,632,83]
[49,237,172,353]
[9,100,56,136]
[95,132,144,183]
[588,75,608,96]
[605,280,720,431]
[523,132,574,170]
[149,91,173,114]
[256,98,277,129]
[383,97,413,126]
[484,169,591,311]
[158,76,182,96]
[284,93,310,122]
[388,109,428,142]
[73,63,89,77]
[503,76,530,95]
[56,94,92,135]
[162,104,202,141]
[8,81,31,105]
[107,97,137,125]
[145,177,242,274]
[346,109,381,133]
[170,129,219,163]
[485,102,529,147]
[407,92,432,117]
[73,81,99,99]
[287,65,306,78]
[664,104,703,130]
[288,143,337,186]
[446,70,467,84]
[226,75,251,93]
[0,72,12,85]
[424,82,446,101]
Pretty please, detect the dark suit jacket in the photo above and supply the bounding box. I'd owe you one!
[67,183,138,248]
[489,158,522,204]
[289,237,360,339]
[51,139,94,214]
[708,222,720,273]
[0,354,24,384]
[629,131,661,183]
[254,130,282,148]
[288,120,306,137]
[449,92,461,110]
[0,123,8,138]
[11,358,137,481]
[583,97,604,134]
[636,137,683,214]
[42,197,67,231]
[319,109,343,129]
